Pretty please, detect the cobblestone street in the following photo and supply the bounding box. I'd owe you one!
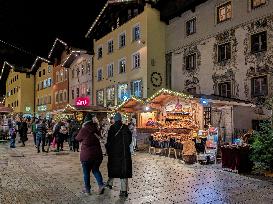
[0,140,273,204]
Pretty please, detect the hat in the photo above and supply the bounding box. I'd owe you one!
[84,113,96,123]
[114,112,122,122]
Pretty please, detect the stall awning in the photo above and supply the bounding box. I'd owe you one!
[63,104,112,113]
[0,106,13,113]
[116,97,145,113]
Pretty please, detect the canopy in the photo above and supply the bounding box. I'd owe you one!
[116,97,145,113]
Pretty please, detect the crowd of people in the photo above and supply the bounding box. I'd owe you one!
[4,112,138,198]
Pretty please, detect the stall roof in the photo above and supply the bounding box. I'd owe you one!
[116,97,145,112]
[63,104,112,113]
[146,88,193,104]
[0,106,13,113]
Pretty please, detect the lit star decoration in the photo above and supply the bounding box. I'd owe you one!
[146,88,193,103]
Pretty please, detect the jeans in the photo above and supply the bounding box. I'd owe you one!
[33,133,36,145]
[10,137,16,148]
[36,136,45,151]
[81,160,104,193]
[107,178,128,192]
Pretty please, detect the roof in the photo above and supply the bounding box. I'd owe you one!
[155,0,208,22]
[48,38,68,59]
[30,56,50,73]
[62,50,88,68]
[116,97,145,112]
[63,104,112,113]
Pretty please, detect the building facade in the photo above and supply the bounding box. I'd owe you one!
[65,53,93,107]
[166,0,273,131]
[35,62,53,118]
[5,68,34,116]
[93,4,166,107]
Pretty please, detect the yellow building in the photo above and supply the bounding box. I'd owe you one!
[5,67,34,116]
[34,62,53,118]
[93,4,166,107]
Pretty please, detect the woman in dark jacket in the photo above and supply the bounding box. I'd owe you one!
[19,118,28,147]
[76,113,104,195]
[105,112,132,198]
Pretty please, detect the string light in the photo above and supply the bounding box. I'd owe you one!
[115,96,144,110]
[62,50,87,67]
[31,56,50,71]
[0,39,34,56]
[146,88,193,103]
[48,38,68,59]
[0,61,14,80]
[85,1,109,38]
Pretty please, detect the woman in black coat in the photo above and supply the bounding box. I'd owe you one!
[19,118,28,147]
[105,112,132,198]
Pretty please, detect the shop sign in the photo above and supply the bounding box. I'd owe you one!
[76,97,90,106]
[25,107,31,112]
[38,105,47,112]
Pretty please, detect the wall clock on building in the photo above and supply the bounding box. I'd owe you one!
[151,72,163,87]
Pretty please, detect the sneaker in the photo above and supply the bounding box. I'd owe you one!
[119,191,128,198]
[81,189,91,195]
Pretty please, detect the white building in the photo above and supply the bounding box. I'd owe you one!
[63,51,93,107]
[165,0,273,132]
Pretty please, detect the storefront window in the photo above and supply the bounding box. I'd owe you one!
[106,87,115,101]
[118,83,129,103]
[97,90,104,106]
[131,80,142,98]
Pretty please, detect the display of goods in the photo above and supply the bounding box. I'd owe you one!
[182,140,197,156]
[183,155,197,164]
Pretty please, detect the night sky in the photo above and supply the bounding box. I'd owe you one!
[0,0,107,95]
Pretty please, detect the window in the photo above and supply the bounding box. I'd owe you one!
[16,100,18,107]
[118,83,128,103]
[64,69,68,80]
[186,18,196,35]
[44,96,47,105]
[72,89,75,100]
[43,79,48,89]
[48,66,51,73]
[39,71,41,77]
[97,69,103,81]
[48,78,52,87]
[186,87,197,94]
[98,46,103,59]
[218,43,231,62]
[106,87,115,101]
[217,2,232,23]
[87,62,91,73]
[11,90,13,95]
[26,73,30,78]
[251,31,267,53]
[131,80,142,98]
[119,59,126,73]
[108,40,114,54]
[119,32,126,48]
[60,70,64,82]
[59,91,63,103]
[56,71,59,83]
[132,25,140,41]
[81,64,85,75]
[132,53,140,69]
[186,53,196,70]
[251,76,267,96]
[55,92,59,104]
[218,82,231,98]
[72,69,75,78]
[48,95,51,104]
[97,90,104,105]
[43,69,45,75]
[251,0,266,9]
[77,67,80,77]
[77,88,80,97]
[63,90,67,102]
[107,63,114,78]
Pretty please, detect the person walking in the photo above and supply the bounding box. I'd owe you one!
[76,113,105,195]
[128,118,137,155]
[9,119,16,148]
[18,118,28,147]
[36,119,47,153]
[105,112,132,198]
[70,120,80,152]
[31,118,37,147]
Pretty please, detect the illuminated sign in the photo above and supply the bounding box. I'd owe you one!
[25,107,31,112]
[75,97,90,106]
[38,105,47,112]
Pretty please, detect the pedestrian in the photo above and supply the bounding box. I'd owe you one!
[128,118,137,155]
[100,117,110,155]
[9,119,16,148]
[76,113,105,195]
[105,112,132,198]
[18,118,28,147]
[70,120,80,152]
[31,118,37,147]
[36,119,47,153]
[53,121,63,152]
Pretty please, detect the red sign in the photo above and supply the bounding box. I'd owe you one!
[75,97,90,106]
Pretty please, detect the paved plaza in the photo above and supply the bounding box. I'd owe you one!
[0,140,273,204]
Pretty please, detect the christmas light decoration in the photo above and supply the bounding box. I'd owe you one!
[146,88,193,103]
[0,39,33,56]
[48,38,67,59]
[31,56,50,71]
[0,61,14,80]
[115,96,144,110]
[62,50,87,67]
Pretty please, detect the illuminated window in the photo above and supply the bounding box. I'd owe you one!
[217,2,232,23]
[107,63,114,78]
[97,90,104,105]
[251,0,266,9]
[119,58,126,73]
[131,80,142,98]
[118,83,128,103]
[106,87,115,101]
[132,25,140,41]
